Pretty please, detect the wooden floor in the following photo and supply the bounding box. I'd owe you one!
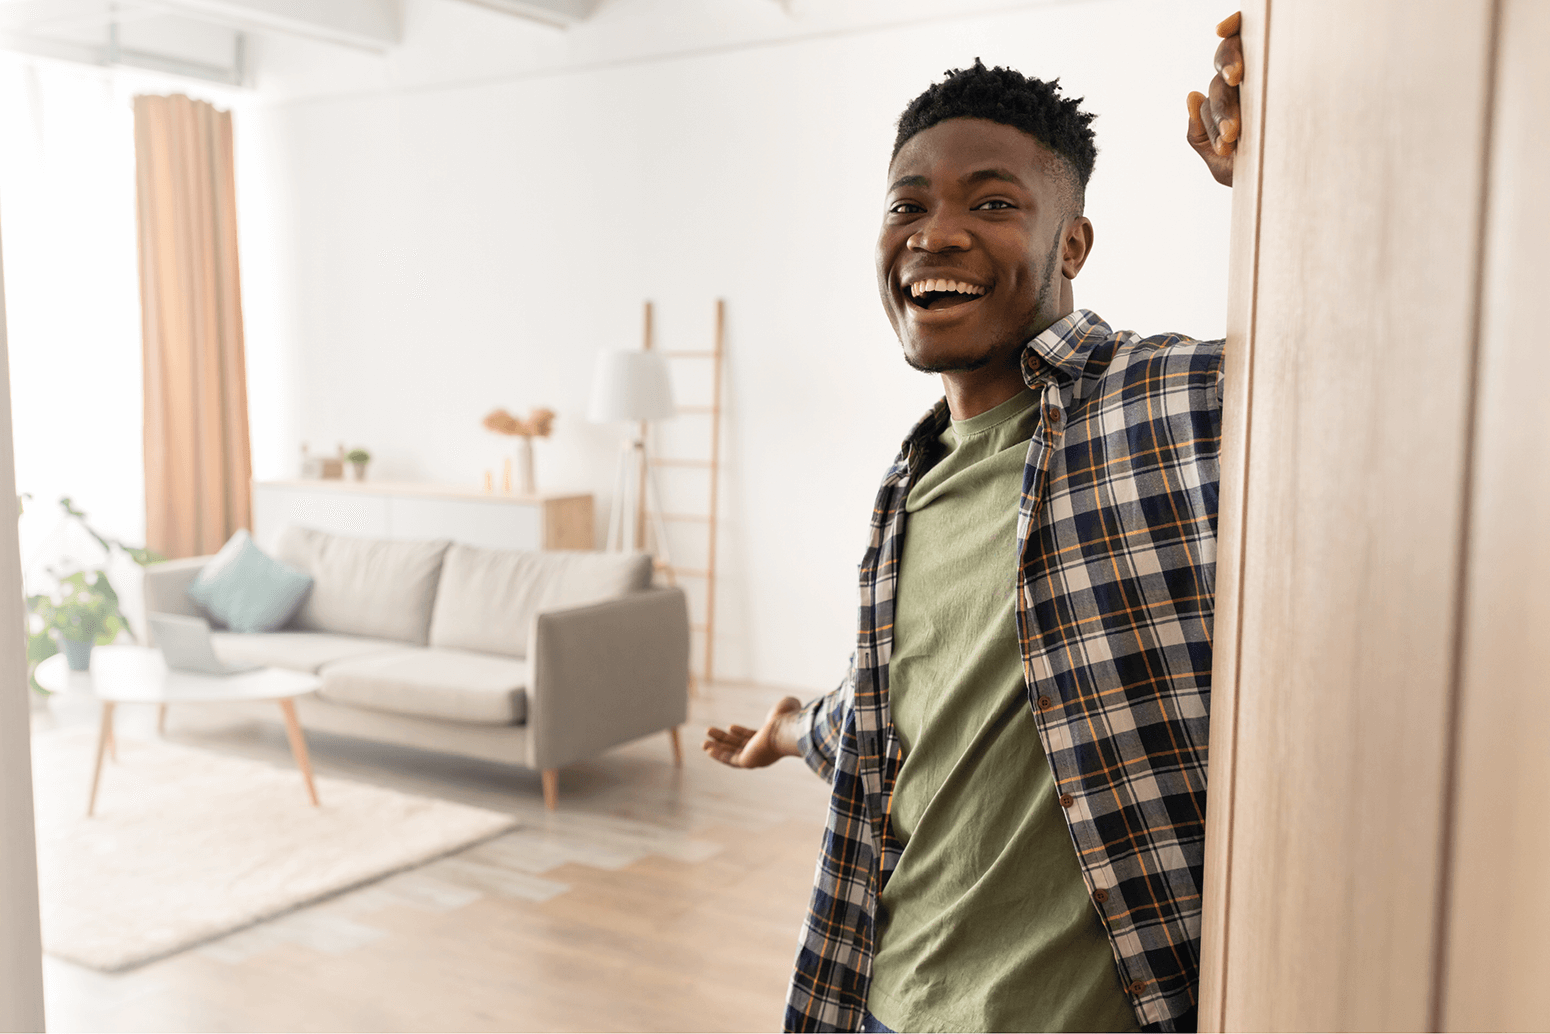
[29,680,831,1033]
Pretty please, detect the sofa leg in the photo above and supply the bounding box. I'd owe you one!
[541,769,559,810]
[667,727,683,767]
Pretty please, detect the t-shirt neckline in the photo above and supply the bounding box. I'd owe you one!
[949,388,1042,439]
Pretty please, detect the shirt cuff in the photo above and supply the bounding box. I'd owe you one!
[795,692,840,782]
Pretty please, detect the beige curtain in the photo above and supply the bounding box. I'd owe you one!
[134,94,251,560]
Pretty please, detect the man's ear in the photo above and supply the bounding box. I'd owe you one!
[1061,216,1095,279]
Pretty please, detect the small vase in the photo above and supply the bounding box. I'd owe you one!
[517,438,536,495]
[61,637,93,671]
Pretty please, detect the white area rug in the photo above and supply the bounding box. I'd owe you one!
[31,727,519,972]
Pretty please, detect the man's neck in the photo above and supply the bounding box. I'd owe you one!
[941,295,1073,420]
[941,365,1031,421]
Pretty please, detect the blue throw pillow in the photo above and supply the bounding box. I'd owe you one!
[185,530,313,634]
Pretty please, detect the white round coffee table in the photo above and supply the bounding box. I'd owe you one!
[35,645,325,816]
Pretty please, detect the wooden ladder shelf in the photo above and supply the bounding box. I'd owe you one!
[639,299,724,684]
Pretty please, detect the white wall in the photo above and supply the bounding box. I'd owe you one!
[236,0,1233,691]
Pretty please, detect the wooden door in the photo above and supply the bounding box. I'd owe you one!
[1199,1,1550,1029]
[1436,1,1550,1028]
[0,219,46,1028]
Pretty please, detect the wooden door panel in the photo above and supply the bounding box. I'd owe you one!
[1440,1,1550,1029]
[1196,1,1268,1025]
[1203,2,1498,1029]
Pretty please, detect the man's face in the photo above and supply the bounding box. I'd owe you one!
[876,118,1082,374]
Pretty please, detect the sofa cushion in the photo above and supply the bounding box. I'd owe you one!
[427,546,653,659]
[185,530,313,633]
[210,631,405,674]
[318,648,528,726]
[273,527,449,645]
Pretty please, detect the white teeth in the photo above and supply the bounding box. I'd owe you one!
[909,279,987,298]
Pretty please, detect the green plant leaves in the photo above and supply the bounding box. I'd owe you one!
[22,497,161,693]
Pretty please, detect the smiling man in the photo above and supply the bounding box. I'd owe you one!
[705,17,1244,1034]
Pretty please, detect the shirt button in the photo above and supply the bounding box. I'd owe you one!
[1093,888,1109,905]
[1036,695,1053,711]
[1059,793,1075,808]
[1043,406,1061,424]
[1128,980,1146,996]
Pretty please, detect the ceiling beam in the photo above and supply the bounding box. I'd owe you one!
[0,1,139,36]
[449,0,603,30]
[0,29,245,86]
[142,0,400,52]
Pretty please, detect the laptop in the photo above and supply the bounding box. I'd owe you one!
[148,613,262,676]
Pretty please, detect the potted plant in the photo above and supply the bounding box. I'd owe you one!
[22,496,159,689]
[346,447,371,481]
[29,570,125,671]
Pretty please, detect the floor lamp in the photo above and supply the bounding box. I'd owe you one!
[588,349,676,553]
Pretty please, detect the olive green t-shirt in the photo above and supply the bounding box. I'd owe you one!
[867,389,1140,1034]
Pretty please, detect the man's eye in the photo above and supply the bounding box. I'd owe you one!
[889,201,924,215]
[975,199,1014,210]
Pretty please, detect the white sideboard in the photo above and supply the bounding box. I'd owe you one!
[252,480,595,554]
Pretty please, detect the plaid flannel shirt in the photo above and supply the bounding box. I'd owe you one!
[787,309,1224,1033]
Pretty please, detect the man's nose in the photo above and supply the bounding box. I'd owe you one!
[908,211,971,252]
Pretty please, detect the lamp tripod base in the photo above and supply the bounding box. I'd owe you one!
[604,436,672,566]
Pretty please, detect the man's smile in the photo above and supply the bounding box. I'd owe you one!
[904,276,990,310]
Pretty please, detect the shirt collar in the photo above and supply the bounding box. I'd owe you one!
[898,398,952,472]
[897,308,1111,469]
[1021,308,1111,387]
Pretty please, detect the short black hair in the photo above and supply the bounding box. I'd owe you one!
[892,59,1098,210]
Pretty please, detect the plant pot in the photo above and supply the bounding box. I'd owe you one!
[61,637,93,671]
[350,461,368,481]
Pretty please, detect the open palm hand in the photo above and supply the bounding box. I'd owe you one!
[703,696,804,769]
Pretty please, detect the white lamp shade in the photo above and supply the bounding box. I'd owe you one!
[587,349,676,422]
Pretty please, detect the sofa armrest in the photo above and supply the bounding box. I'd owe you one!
[141,556,213,642]
[525,586,690,771]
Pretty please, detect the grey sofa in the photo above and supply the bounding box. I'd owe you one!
[142,526,690,808]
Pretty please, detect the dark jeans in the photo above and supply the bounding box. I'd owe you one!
[860,1012,896,1034]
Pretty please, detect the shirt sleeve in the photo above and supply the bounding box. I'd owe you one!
[795,654,853,782]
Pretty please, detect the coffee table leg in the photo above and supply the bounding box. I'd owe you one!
[88,702,115,817]
[278,699,320,807]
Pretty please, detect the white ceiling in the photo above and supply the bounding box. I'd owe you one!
[0,0,602,85]
[0,0,1068,101]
